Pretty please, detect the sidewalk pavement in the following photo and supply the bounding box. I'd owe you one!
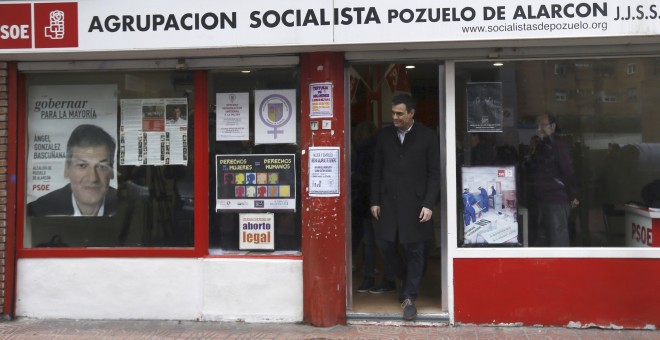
[0,318,658,339]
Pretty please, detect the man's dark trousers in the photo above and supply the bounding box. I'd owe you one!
[376,237,425,301]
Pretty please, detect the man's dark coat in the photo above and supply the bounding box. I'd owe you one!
[370,122,441,243]
[27,183,118,217]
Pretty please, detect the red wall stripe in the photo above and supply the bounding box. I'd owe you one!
[454,258,660,327]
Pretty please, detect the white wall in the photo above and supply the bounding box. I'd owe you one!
[15,258,303,322]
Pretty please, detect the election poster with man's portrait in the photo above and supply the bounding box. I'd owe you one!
[26,85,118,207]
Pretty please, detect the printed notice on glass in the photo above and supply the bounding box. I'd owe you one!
[120,98,188,166]
[308,146,340,197]
[217,92,249,141]
[216,154,296,211]
[309,82,333,118]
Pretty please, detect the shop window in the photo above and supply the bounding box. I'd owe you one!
[555,91,567,102]
[455,57,660,248]
[595,63,614,77]
[24,71,195,248]
[597,91,618,103]
[574,63,592,68]
[208,67,301,253]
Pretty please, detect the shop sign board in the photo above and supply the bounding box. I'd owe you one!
[2,1,660,53]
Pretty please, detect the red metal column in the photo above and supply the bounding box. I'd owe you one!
[300,52,347,326]
[4,62,18,317]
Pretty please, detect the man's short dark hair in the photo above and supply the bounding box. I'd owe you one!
[544,113,561,133]
[66,124,116,165]
[391,93,416,112]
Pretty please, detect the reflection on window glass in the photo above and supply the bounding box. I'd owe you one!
[456,57,660,248]
[208,67,301,252]
[25,71,195,248]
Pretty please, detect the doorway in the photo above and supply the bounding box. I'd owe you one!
[347,62,446,320]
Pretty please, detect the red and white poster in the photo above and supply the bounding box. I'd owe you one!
[119,98,188,166]
[461,166,519,246]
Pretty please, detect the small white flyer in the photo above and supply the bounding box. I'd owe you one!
[216,92,249,141]
[308,146,340,197]
[309,82,333,118]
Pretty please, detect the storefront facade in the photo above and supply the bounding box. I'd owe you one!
[1,0,660,328]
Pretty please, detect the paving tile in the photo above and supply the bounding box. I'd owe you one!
[0,319,658,340]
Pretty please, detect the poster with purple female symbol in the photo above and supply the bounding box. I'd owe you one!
[254,89,297,145]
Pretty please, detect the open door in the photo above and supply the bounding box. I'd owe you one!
[346,63,447,321]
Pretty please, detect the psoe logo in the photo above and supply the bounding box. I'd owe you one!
[34,2,78,48]
[45,10,65,40]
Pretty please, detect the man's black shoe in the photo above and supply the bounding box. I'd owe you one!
[357,277,375,293]
[401,298,417,321]
[368,279,396,294]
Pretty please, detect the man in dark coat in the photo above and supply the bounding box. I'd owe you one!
[528,113,579,246]
[370,94,441,321]
[27,124,117,217]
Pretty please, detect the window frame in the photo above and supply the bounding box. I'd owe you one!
[446,57,660,259]
[16,68,207,258]
[15,57,301,259]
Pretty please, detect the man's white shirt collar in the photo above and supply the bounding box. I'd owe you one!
[397,120,414,143]
[72,194,105,216]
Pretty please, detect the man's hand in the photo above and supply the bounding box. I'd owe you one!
[419,207,433,222]
[571,198,580,208]
[371,205,380,220]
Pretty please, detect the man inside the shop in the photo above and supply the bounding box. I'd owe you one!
[27,124,118,217]
[370,93,441,321]
[529,113,579,246]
